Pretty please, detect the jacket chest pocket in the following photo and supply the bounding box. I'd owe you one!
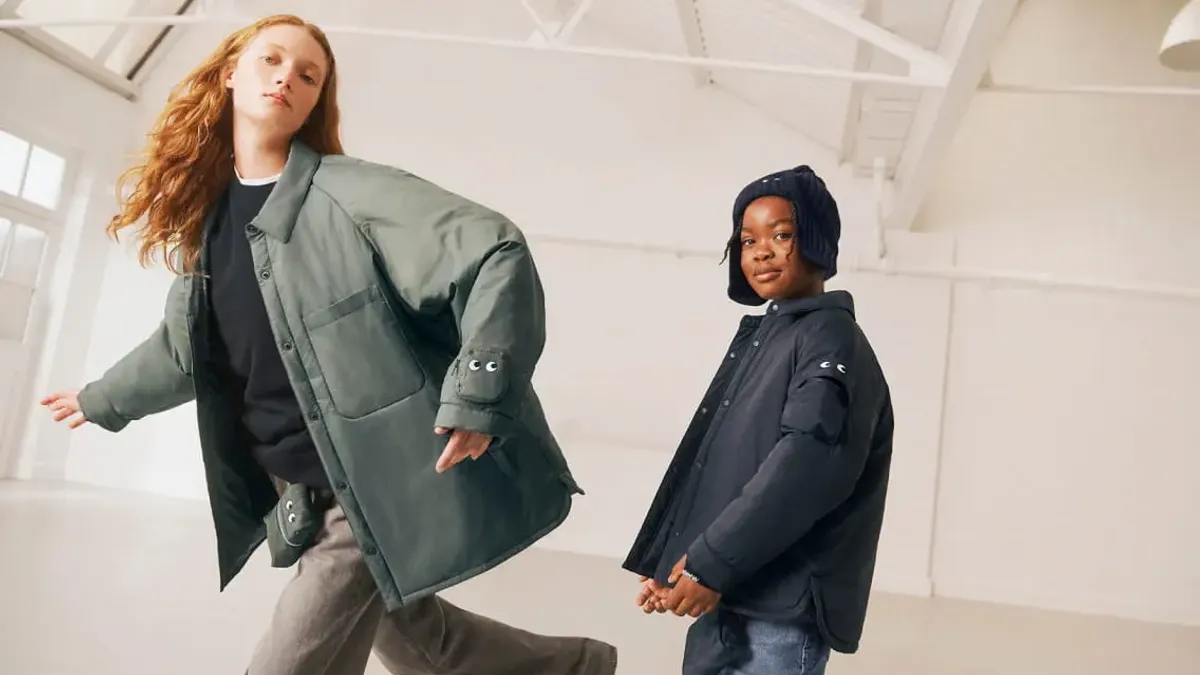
[303,285,427,419]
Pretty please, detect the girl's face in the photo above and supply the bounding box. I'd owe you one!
[226,24,329,140]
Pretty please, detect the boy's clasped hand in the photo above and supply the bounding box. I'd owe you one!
[635,554,722,618]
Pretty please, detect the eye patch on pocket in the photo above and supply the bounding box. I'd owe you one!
[783,376,849,446]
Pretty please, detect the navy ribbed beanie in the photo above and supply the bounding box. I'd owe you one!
[726,165,841,306]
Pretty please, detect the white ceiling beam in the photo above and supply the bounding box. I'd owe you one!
[520,0,557,42]
[521,0,595,45]
[838,0,883,164]
[884,0,1021,231]
[198,0,238,14]
[93,0,158,64]
[980,81,1200,98]
[129,8,189,83]
[781,0,953,84]
[0,3,139,100]
[554,0,595,44]
[1,27,140,100]
[672,0,711,87]
[0,12,944,86]
[93,22,132,63]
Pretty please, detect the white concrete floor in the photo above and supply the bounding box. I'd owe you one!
[2,480,1197,675]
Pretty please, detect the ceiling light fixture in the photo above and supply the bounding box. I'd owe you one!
[1161,0,1200,71]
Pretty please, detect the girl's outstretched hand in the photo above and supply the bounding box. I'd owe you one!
[41,390,88,429]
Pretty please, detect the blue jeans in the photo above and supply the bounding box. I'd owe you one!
[682,610,830,675]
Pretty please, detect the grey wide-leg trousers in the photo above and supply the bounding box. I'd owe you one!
[246,503,619,675]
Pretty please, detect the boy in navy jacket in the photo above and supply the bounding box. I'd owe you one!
[623,166,894,675]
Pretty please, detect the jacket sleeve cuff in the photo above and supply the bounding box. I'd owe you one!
[77,382,130,433]
[434,402,514,439]
[685,534,741,594]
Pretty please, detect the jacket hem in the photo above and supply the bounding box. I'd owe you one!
[218,527,268,592]
[807,577,858,654]
[379,489,573,612]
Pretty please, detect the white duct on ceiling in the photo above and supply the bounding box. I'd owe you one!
[1161,0,1200,71]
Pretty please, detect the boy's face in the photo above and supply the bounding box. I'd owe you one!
[739,196,823,301]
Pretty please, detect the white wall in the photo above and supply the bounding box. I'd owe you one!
[60,0,930,589]
[0,34,139,479]
[913,0,1200,627]
[22,0,1200,630]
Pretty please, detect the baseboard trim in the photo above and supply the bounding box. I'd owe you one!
[872,571,933,598]
[933,576,1200,628]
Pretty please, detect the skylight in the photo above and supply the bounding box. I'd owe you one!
[0,0,192,82]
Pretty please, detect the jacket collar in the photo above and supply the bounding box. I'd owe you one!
[250,139,322,243]
[765,289,855,318]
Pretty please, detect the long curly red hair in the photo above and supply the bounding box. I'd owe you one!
[108,14,343,274]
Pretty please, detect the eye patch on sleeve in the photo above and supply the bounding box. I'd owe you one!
[454,348,510,404]
[782,376,849,446]
[797,357,851,386]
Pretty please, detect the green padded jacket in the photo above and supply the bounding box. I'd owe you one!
[77,139,582,610]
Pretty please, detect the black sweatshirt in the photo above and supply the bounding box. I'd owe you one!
[205,173,328,488]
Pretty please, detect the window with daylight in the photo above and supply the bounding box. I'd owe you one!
[0,218,48,288]
[0,129,67,211]
[1,0,194,80]
[0,217,46,341]
[0,125,66,342]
